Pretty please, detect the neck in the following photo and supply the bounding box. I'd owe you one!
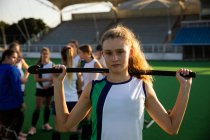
[2,60,10,65]
[85,57,92,63]
[2,61,7,64]
[42,59,49,64]
[107,71,130,83]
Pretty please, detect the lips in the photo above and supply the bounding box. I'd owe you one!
[111,64,120,67]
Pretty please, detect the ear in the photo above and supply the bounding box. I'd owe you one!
[129,48,134,57]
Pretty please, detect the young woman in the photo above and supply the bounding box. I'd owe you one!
[52,25,192,140]
[77,44,103,139]
[0,49,25,140]
[8,41,29,138]
[78,44,103,90]
[52,46,82,140]
[94,44,107,68]
[28,47,54,136]
[8,41,29,95]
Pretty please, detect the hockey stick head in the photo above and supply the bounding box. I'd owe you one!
[28,65,63,74]
[28,65,41,74]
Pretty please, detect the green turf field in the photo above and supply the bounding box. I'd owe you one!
[21,59,210,140]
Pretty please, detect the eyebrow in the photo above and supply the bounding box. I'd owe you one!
[103,48,125,51]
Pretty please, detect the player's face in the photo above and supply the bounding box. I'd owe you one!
[6,52,18,65]
[41,50,50,61]
[77,49,86,60]
[102,38,131,73]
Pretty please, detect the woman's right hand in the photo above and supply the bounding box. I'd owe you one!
[52,64,67,83]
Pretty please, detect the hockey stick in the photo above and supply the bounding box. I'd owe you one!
[28,65,196,78]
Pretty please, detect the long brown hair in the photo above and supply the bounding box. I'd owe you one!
[61,46,73,82]
[101,25,153,83]
[0,49,17,64]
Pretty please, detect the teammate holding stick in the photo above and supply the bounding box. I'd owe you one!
[52,25,192,140]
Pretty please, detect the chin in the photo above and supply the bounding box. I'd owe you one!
[110,67,122,73]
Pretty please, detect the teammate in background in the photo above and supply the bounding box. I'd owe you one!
[28,47,54,136]
[67,40,80,68]
[78,44,103,90]
[8,41,29,139]
[8,41,29,95]
[67,40,83,96]
[52,45,82,140]
[52,25,192,140]
[0,49,25,140]
[94,44,107,68]
[77,44,103,139]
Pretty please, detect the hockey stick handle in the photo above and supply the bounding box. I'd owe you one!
[28,65,196,78]
[131,70,196,78]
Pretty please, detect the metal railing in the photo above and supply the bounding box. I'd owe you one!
[21,43,183,53]
[181,20,210,28]
[142,44,182,53]
[0,43,183,53]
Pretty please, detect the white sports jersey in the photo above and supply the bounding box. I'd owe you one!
[36,61,54,89]
[91,77,146,140]
[63,57,79,102]
[16,61,25,91]
[82,59,100,90]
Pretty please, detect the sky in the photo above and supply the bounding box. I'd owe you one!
[0,0,112,28]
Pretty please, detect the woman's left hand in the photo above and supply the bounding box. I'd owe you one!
[176,68,192,86]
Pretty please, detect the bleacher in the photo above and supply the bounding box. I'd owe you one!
[35,19,113,45]
[171,20,210,59]
[118,16,178,44]
[16,0,208,60]
[172,26,210,45]
[35,15,178,46]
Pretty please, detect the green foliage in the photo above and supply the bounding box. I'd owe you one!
[0,18,49,44]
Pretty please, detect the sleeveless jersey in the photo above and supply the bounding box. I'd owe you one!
[82,59,100,90]
[16,61,25,91]
[36,61,54,89]
[63,57,79,102]
[90,76,146,140]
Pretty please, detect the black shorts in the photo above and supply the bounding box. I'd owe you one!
[0,107,24,139]
[35,87,54,97]
[52,101,77,115]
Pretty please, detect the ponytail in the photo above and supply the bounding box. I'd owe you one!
[61,46,73,82]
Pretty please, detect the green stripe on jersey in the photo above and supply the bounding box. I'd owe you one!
[91,80,107,140]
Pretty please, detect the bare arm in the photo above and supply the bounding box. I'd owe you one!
[76,72,83,93]
[53,65,92,132]
[94,60,103,68]
[145,68,192,135]
[21,59,29,79]
[19,59,29,84]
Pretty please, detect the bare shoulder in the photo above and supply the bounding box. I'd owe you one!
[94,59,102,68]
[21,58,29,68]
[143,81,157,100]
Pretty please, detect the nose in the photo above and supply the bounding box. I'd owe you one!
[112,53,119,61]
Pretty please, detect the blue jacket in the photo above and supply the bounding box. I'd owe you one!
[0,64,23,110]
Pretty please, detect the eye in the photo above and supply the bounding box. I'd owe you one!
[116,50,125,55]
[104,51,112,56]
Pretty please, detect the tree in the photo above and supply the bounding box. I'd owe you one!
[0,18,49,44]
[0,21,9,48]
